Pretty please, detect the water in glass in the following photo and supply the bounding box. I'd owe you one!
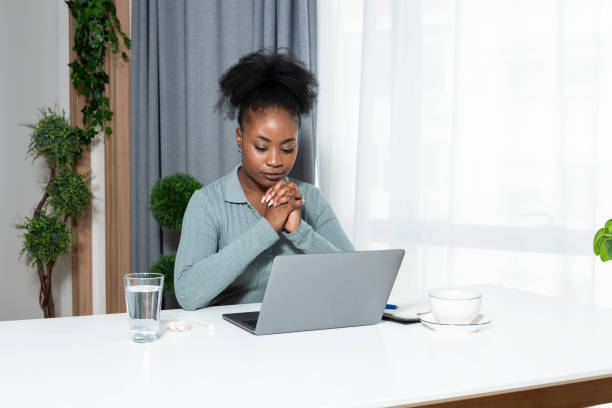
[125,284,162,342]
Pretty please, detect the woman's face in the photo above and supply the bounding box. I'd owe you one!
[236,106,299,191]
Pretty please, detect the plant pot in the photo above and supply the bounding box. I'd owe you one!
[162,292,181,310]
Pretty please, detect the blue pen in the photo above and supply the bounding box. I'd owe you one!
[385,304,398,310]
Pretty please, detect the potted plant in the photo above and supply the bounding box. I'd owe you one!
[594,219,612,262]
[151,253,179,309]
[149,173,202,309]
[16,107,92,318]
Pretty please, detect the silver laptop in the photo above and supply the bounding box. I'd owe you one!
[222,249,405,335]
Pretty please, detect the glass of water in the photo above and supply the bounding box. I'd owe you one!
[124,273,164,343]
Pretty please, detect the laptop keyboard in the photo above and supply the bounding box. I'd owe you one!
[243,319,258,329]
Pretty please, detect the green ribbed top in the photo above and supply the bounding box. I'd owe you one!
[174,165,354,310]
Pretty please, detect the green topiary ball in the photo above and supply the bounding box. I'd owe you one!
[16,210,71,269]
[25,107,84,168]
[150,173,202,230]
[150,253,176,294]
[47,170,92,219]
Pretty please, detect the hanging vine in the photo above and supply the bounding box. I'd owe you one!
[66,0,130,140]
[16,1,130,318]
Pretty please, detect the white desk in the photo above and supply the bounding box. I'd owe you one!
[2,285,612,407]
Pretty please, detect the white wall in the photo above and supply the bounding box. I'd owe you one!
[0,0,72,320]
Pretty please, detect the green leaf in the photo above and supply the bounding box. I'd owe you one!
[594,228,605,255]
[605,241,612,262]
[606,219,612,233]
[600,240,611,262]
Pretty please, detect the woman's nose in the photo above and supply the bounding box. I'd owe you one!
[267,148,283,167]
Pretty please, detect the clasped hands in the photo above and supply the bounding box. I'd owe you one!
[260,180,304,233]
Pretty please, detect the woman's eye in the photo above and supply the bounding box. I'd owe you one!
[282,148,295,153]
[255,146,266,152]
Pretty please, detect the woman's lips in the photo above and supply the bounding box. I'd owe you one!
[263,173,284,181]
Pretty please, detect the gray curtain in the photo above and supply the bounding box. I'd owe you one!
[130,0,317,275]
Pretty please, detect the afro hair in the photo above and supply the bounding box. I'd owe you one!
[215,50,318,128]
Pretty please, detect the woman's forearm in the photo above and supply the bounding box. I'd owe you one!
[174,218,279,310]
[281,218,354,254]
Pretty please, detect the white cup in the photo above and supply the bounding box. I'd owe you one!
[429,289,482,324]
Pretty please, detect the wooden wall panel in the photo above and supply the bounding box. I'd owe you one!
[69,13,93,316]
[105,0,131,314]
[69,0,131,315]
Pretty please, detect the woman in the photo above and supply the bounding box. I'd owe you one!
[174,51,354,310]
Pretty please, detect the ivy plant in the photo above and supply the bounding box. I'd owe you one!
[594,219,612,262]
[66,0,130,140]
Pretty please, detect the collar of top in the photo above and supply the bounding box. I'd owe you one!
[223,164,291,204]
[223,164,248,204]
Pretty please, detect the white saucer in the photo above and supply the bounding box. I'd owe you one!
[419,312,492,333]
